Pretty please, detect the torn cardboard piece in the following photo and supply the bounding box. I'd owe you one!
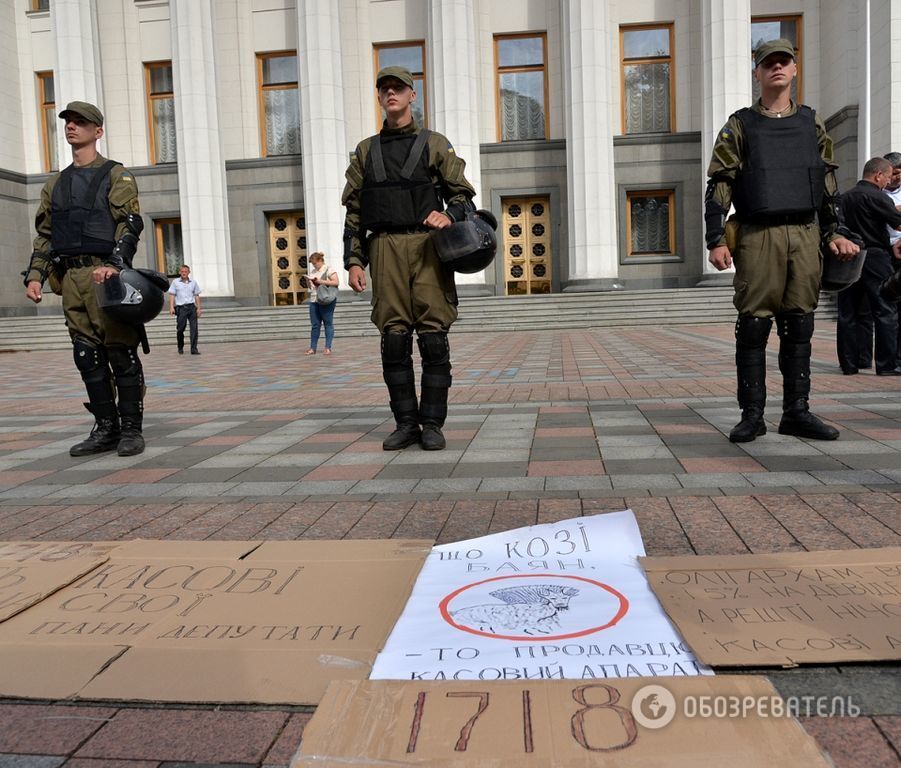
[372,511,710,680]
[640,547,901,666]
[0,539,431,704]
[293,676,831,767]
[0,542,111,622]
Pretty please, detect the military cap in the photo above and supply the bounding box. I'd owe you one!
[376,65,414,90]
[58,101,104,126]
[754,39,795,68]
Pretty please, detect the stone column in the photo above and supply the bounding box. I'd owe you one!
[52,0,104,159]
[700,0,751,278]
[560,0,618,289]
[297,0,348,285]
[170,0,233,295]
[428,0,485,286]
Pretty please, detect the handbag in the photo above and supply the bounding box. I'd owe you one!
[315,268,338,304]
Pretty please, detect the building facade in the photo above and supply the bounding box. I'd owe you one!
[1,0,898,314]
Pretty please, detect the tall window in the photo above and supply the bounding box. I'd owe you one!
[145,61,177,164]
[620,24,674,134]
[494,33,548,141]
[36,71,57,172]
[257,52,301,156]
[626,190,675,259]
[155,218,184,278]
[373,42,427,129]
[751,16,802,102]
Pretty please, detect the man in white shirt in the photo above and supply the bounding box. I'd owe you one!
[168,265,202,355]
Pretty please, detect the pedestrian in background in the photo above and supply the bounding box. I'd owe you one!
[168,264,202,355]
[305,251,338,356]
[837,157,901,375]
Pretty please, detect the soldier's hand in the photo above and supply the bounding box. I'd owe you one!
[92,265,120,284]
[708,245,733,271]
[424,211,452,229]
[25,281,42,304]
[828,236,860,262]
[893,241,901,260]
[348,265,367,293]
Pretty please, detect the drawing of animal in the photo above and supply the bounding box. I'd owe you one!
[449,584,579,635]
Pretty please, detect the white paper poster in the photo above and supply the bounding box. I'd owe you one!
[371,511,712,681]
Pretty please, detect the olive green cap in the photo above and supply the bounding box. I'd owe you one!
[754,39,795,68]
[58,101,104,126]
[376,65,414,90]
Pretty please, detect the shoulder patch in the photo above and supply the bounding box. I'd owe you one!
[719,127,732,141]
[447,143,455,154]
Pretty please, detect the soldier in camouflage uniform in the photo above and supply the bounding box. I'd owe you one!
[705,40,859,443]
[24,101,148,457]
[342,66,477,451]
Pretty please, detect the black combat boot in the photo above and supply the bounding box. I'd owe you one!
[381,332,421,450]
[418,332,452,451]
[729,315,771,443]
[109,345,147,456]
[776,313,839,440]
[70,338,120,456]
[70,402,121,456]
[117,401,145,456]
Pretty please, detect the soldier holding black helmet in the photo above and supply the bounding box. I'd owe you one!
[342,65,480,452]
[705,40,859,444]
[23,101,151,458]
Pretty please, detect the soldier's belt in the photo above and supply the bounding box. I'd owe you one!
[739,212,816,226]
[57,254,105,268]
[373,225,431,235]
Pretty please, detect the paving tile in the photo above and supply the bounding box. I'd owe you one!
[75,710,287,764]
[0,705,116,755]
[800,716,900,768]
[0,757,66,768]
[262,713,313,766]
[527,460,605,477]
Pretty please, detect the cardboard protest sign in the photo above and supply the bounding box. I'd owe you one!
[0,542,112,621]
[640,547,901,666]
[293,676,831,767]
[371,512,711,681]
[0,539,431,703]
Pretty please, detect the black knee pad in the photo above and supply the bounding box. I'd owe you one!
[735,315,773,348]
[73,337,109,382]
[417,332,451,367]
[107,345,144,389]
[776,312,815,344]
[381,331,413,366]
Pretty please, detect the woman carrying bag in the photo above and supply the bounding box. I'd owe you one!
[305,252,339,356]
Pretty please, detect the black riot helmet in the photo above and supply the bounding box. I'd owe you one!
[820,231,866,292]
[431,209,498,274]
[94,268,168,325]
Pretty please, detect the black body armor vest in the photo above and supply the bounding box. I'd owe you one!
[732,106,826,219]
[50,160,118,255]
[359,129,443,232]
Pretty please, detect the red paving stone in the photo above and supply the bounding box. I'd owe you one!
[800,716,901,768]
[0,703,117,754]
[263,712,313,765]
[75,709,288,763]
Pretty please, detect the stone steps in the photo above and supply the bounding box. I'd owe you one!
[0,287,838,351]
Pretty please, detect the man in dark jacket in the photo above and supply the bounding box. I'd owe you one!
[837,157,901,375]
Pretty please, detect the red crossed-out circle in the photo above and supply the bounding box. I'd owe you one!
[438,573,629,641]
